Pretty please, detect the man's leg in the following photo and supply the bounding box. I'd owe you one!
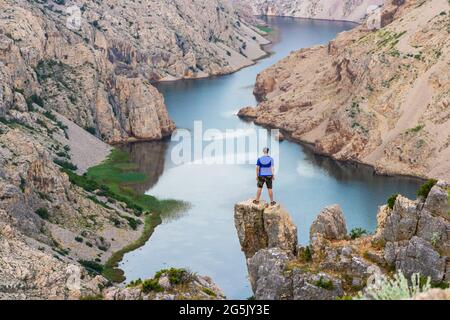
[255,188,262,201]
[267,177,274,204]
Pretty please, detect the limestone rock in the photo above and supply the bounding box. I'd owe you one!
[392,237,447,283]
[310,205,347,241]
[234,199,297,259]
[241,0,384,23]
[424,182,450,221]
[247,248,293,300]
[292,271,344,300]
[379,196,420,242]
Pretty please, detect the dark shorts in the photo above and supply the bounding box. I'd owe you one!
[257,176,273,189]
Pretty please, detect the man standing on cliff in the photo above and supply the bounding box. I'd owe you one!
[253,147,276,206]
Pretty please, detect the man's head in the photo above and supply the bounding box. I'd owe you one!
[263,147,269,155]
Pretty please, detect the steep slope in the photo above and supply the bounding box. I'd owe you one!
[240,0,450,179]
[240,0,384,23]
[0,0,268,143]
[0,0,267,299]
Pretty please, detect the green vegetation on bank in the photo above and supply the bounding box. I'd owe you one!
[53,148,186,283]
[256,25,273,33]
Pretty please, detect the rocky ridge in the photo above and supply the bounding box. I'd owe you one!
[1,0,263,299]
[234,180,450,300]
[240,0,384,23]
[0,0,269,143]
[239,0,450,180]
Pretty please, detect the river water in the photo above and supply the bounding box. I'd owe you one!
[119,17,422,299]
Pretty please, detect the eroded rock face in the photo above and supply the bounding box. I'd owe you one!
[0,222,106,300]
[310,204,347,241]
[234,200,298,259]
[375,184,450,283]
[247,248,293,299]
[0,0,268,143]
[243,0,450,180]
[241,0,384,23]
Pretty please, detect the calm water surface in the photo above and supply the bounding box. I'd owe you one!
[120,17,422,299]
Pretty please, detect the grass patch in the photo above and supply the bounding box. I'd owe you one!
[256,25,273,33]
[349,227,369,240]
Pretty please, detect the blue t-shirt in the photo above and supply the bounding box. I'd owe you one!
[257,156,274,177]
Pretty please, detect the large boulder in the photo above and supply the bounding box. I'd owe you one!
[386,236,447,283]
[234,200,297,259]
[378,195,420,242]
[310,205,347,241]
[247,248,293,300]
[424,181,450,221]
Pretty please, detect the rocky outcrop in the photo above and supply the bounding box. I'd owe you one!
[234,200,298,259]
[235,180,450,300]
[375,182,450,283]
[0,0,269,143]
[240,0,384,23]
[242,0,450,180]
[310,204,347,241]
[103,269,225,300]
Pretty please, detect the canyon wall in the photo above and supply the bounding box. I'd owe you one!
[240,0,384,23]
[240,0,450,180]
[0,0,264,299]
[0,0,268,143]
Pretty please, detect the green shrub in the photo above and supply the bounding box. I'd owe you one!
[314,276,334,290]
[202,288,217,297]
[43,110,57,122]
[85,126,96,135]
[387,193,399,209]
[85,241,93,248]
[142,279,164,293]
[79,260,104,274]
[154,268,193,285]
[75,236,83,243]
[53,159,78,171]
[417,179,438,199]
[299,246,312,262]
[27,94,44,108]
[35,208,49,220]
[349,227,369,239]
